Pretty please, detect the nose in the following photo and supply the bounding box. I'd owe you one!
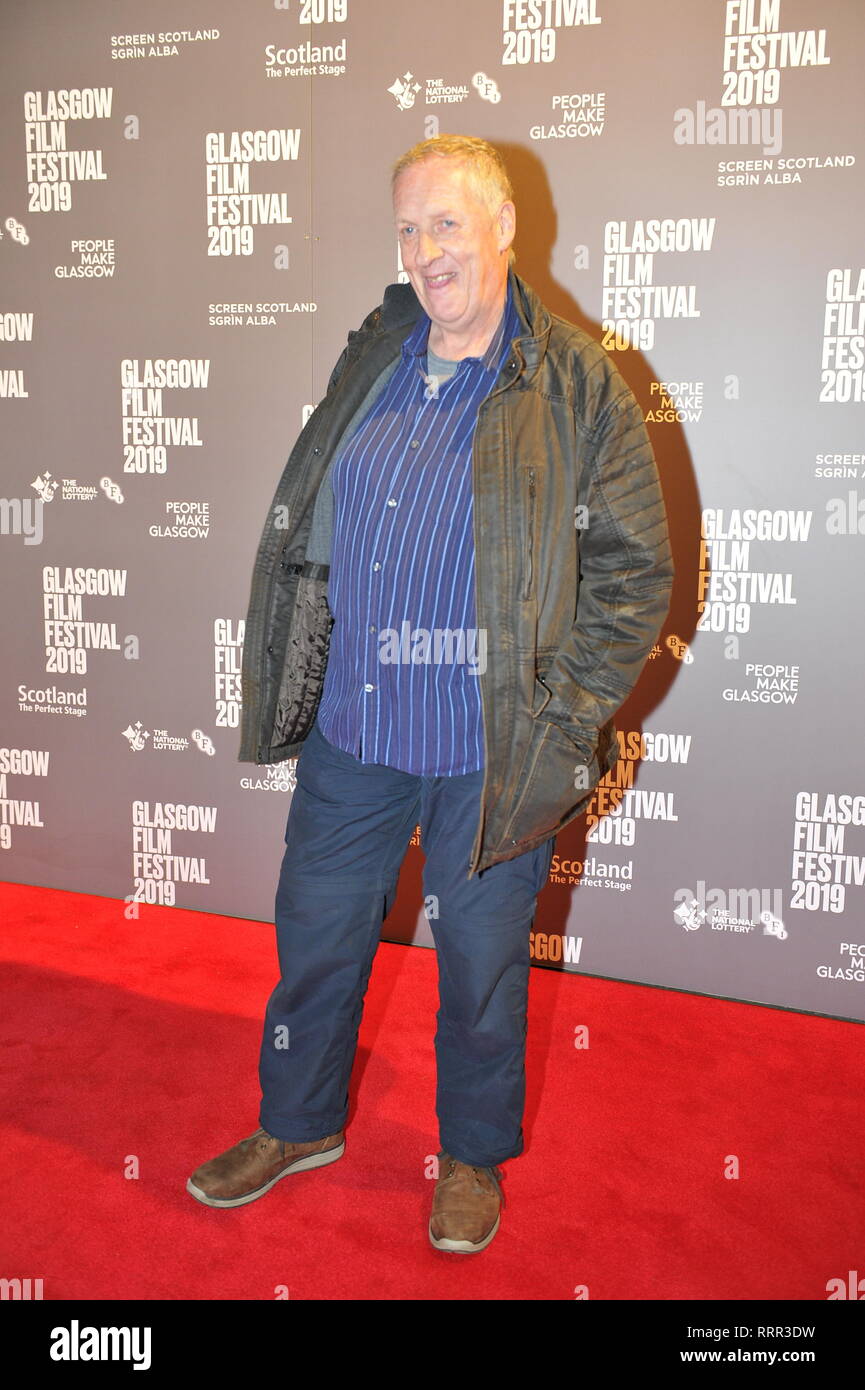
[416,230,442,266]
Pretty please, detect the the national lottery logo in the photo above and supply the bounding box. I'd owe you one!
[4,217,30,245]
[472,72,501,104]
[100,476,124,504]
[31,472,58,503]
[122,721,150,752]
[389,69,499,111]
[674,897,706,931]
[673,881,785,936]
[60,480,98,502]
[124,723,200,753]
[387,73,421,110]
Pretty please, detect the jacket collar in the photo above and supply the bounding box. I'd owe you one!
[507,270,552,373]
[380,280,424,330]
[379,271,551,376]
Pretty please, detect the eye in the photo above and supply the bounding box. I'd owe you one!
[399,225,415,237]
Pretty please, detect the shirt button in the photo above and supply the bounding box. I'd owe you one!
[368,625,376,633]
[387,498,397,507]
[372,562,381,571]
[364,683,374,692]
[410,440,419,449]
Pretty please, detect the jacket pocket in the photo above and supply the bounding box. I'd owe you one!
[532,673,553,717]
[502,717,600,850]
[520,466,536,600]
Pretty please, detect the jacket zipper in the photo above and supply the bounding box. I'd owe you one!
[521,467,536,600]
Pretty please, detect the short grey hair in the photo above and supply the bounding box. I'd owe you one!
[392,135,516,264]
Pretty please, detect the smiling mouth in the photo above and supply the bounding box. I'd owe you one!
[425,272,456,288]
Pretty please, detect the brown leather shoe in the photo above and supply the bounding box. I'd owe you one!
[429,1152,504,1253]
[187,1127,344,1208]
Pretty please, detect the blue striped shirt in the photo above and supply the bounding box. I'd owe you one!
[316,286,519,775]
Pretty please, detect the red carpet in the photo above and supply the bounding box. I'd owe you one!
[1,881,862,1301]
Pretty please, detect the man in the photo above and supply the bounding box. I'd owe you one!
[188,135,673,1254]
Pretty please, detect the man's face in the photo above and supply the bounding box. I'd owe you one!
[393,157,515,351]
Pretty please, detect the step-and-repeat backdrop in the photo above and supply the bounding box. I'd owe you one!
[1,0,863,1020]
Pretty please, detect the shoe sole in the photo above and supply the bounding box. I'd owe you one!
[428,1212,500,1254]
[186,1140,345,1209]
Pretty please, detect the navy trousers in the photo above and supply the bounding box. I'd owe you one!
[258,717,554,1168]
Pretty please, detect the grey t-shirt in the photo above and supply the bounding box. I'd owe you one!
[425,347,459,389]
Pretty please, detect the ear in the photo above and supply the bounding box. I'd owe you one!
[497,200,516,255]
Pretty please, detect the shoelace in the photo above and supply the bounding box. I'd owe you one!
[441,1155,505,1205]
[254,1129,289,1156]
